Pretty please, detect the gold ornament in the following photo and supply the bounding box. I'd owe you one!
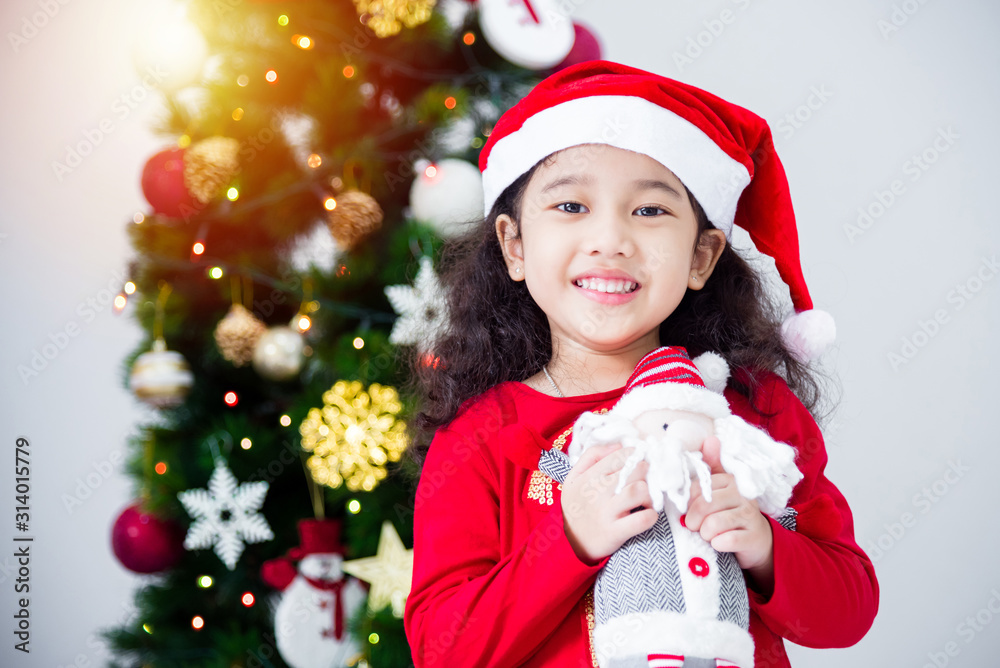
[213,304,266,367]
[130,338,194,408]
[299,380,407,491]
[353,0,435,38]
[183,136,240,204]
[325,190,383,251]
[252,325,305,381]
[341,521,412,618]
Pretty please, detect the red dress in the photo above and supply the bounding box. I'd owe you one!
[403,371,878,667]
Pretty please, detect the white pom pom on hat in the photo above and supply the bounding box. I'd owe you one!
[478,59,835,361]
[692,351,730,394]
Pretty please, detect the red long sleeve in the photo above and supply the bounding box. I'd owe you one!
[727,372,880,662]
[404,392,615,667]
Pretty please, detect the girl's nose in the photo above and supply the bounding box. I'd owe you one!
[586,211,636,257]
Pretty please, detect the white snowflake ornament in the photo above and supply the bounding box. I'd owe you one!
[384,256,448,351]
[177,458,274,570]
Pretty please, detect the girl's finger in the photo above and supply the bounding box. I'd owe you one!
[565,442,622,481]
[615,507,659,539]
[613,480,652,516]
[592,445,636,477]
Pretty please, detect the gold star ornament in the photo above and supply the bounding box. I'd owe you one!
[341,521,413,618]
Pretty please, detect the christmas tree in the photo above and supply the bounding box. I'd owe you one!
[103,0,601,666]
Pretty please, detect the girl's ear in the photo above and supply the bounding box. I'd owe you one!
[495,213,525,281]
[688,228,726,290]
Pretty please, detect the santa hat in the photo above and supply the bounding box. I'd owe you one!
[260,518,345,590]
[612,347,732,421]
[478,60,835,362]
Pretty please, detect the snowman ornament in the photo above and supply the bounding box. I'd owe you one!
[261,519,367,668]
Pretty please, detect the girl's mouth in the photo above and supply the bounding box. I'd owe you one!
[573,278,641,304]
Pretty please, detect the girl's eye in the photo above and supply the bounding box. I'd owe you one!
[636,206,668,217]
[555,202,587,214]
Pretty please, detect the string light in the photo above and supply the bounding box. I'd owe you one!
[342,65,355,78]
[224,391,238,406]
[444,96,456,110]
[347,499,361,514]
[324,197,337,211]
[293,35,313,49]
[209,267,223,279]
[241,438,252,450]
[237,74,249,87]
[192,242,205,255]
[463,32,475,45]
[133,212,145,224]
[279,414,291,427]
[296,315,312,332]
[368,632,380,644]
[352,337,364,349]
[232,108,244,121]
[424,164,437,178]
[226,187,239,201]
[191,616,204,630]
[265,69,278,83]
[242,592,255,607]
[198,575,213,588]
[278,14,289,26]
[113,294,127,312]
[142,623,153,634]
[307,154,322,168]
[177,134,191,148]
[124,282,136,295]
[154,461,167,475]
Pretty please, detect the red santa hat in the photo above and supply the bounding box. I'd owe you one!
[260,518,345,591]
[612,346,733,421]
[478,60,835,362]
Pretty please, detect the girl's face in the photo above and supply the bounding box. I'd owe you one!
[496,144,725,357]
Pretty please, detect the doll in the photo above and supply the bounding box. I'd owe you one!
[260,519,367,668]
[536,346,803,668]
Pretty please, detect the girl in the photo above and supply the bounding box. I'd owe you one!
[401,60,878,668]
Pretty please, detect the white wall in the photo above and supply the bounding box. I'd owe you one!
[1,0,998,666]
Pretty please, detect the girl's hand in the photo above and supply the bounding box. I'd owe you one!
[561,443,659,566]
[684,436,775,594]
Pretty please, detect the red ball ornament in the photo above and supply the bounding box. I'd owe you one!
[555,22,602,71]
[111,501,184,574]
[141,147,196,218]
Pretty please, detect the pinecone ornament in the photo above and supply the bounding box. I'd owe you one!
[183,136,240,204]
[326,190,383,251]
[214,304,266,367]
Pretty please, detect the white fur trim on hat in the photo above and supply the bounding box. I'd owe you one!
[481,95,751,236]
[613,382,732,422]
[593,610,754,668]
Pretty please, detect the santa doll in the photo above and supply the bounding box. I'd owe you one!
[535,346,803,668]
[260,518,367,668]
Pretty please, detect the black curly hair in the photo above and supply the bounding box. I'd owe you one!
[400,156,831,470]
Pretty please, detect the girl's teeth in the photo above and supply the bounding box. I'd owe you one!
[575,279,636,294]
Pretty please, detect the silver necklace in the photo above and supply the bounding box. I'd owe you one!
[542,365,564,397]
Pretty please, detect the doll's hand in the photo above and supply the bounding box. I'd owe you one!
[561,443,658,566]
[684,436,775,595]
